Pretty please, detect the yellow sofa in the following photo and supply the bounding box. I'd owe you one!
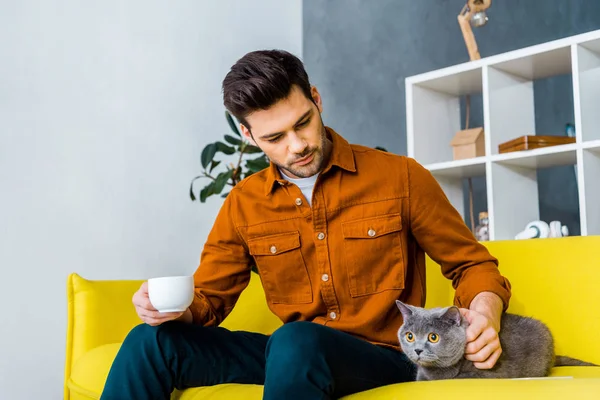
[64,236,600,399]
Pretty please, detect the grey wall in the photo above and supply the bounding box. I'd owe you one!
[0,1,301,399]
[304,0,600,234]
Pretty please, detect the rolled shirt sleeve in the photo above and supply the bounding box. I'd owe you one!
[406,158,511,311]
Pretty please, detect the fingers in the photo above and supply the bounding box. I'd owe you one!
[133,281,184,326]
[133,295,157,312]
[465,335,500,361]
[133,282,157,310]
[465,327,497,355]
[461,308,503,369]
[138,310,184,326]
[465,316,487,343]
[473,346,502,370]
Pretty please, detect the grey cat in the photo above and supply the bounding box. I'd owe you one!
[395,300,595,381]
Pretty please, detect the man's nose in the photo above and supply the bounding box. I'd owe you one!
[289,133,307,154]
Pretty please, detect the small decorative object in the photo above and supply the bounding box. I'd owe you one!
[457,0,492,61]
[565,123,576,138]
[450,127,485,160]
[514,220,569,240]
[475,211,489,241]
[498,135,575,154]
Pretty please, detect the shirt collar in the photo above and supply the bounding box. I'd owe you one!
[263,126,356,196]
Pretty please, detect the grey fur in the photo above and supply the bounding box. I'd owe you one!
[395,301,595,381]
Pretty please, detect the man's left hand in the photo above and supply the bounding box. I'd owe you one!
[459,308,502,369]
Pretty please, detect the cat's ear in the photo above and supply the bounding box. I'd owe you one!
[441,306,462,326]
[396,300,414,319]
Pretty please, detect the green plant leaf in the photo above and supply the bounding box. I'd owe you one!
[246,156,270,173]
[213,169,234,194]
[209,160,221,173]
[225,111,241,137]
[189,175,204,201]
[216,141,236,155]
[221,192,229,198]
[201,143,217,169]
[200,181,215,203]
[243,144,263,154]
[224,135,242,146]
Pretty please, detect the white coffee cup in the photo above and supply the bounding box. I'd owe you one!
[147,275,194,313]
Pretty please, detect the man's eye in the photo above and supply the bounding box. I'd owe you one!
[267,136,282,143]
[297,119,310,128]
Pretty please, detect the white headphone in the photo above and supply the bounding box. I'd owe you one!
[514,220,569,240]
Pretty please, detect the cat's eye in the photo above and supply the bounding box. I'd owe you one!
[428,333,439,343]
[405,332,415,342]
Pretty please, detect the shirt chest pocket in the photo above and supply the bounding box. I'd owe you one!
[247,231,313,304]
[341,213,405,297]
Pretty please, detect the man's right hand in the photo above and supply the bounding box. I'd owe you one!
[132,281,193,326]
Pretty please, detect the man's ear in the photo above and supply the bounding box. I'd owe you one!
[239,123,257,146]
[311,86,323,114]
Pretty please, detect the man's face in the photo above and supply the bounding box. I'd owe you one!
[240,85,332,179]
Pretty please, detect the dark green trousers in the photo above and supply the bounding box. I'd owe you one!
[100,320,416,400]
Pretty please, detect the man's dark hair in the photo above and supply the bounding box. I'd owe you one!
[222,49,313,128]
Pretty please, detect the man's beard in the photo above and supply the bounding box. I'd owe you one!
[278,122,328,178]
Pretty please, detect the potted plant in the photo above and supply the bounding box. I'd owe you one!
[189,111,270,202]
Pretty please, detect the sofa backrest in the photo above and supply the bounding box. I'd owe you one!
[425,236,600,365]
[65,274,143,383]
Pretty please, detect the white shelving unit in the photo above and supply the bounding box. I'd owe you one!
[406,29,600,241]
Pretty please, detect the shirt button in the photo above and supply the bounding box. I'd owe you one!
[368,229,376,237]
[329,311,337,320]
[321,274,329,282]
[317,232,325,240]
[295,198,303,206]
[270,245,277,254]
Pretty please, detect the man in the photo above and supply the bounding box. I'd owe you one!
[101,50,511,400]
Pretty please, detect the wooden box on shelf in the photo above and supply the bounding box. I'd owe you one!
[450,127,485,160]
[498,135,576,154]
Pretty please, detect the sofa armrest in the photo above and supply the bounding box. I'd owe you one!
[65,273,143,398]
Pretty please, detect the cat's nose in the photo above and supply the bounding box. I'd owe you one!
[414,349,423,355]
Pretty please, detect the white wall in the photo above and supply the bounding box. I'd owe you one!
[0,1,302,398]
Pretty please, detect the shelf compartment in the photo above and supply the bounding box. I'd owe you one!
[582,148,600,235]
[492,46,572,81]
[429,165,487,229]
[486,45,574,157]
[576,38,600,142]
[491,154,580,241]
[407,67,484,166]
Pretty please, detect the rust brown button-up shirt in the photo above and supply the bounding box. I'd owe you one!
[190,127,511,349]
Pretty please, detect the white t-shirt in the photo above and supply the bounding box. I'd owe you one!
[279,169,319,207]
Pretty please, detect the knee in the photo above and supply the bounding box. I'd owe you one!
[124,323,158,344]
[266,321,323,360]
[122,322,182,355]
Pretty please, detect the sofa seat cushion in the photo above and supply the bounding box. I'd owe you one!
[68,343,600,400]
[343,375,600,400]
[67,343,263,400]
